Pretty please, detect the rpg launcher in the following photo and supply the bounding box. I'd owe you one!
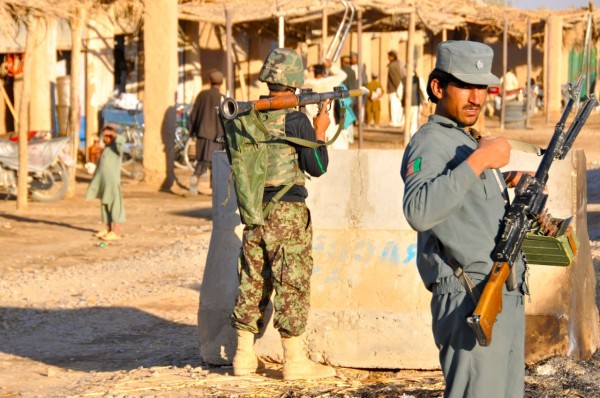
[466,75,599,347]
[219,86,369,120]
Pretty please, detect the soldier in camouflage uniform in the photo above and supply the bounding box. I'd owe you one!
[230,48,336,381]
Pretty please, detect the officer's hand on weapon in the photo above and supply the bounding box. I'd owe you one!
[313,99,331,142]
[467,135,511,176]
[503,171,537,189]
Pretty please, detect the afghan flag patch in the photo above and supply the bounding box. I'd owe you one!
[405,157,422,177]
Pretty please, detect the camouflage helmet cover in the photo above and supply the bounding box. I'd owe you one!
[258,48,305,88]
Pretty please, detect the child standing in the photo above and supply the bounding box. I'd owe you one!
[85,125,126,241]
[365,72,384,127]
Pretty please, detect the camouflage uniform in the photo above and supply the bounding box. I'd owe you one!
[231,106,311,338]
[232,201,312,337]
[230,48,326,339]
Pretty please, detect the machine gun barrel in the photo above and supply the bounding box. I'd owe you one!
[466,75,598,347]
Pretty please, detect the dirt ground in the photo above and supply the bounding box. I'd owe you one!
[1,110,600,398]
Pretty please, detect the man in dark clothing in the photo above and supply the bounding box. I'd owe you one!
[341,55,357,91]
[341,55,358,124]
[387,50,405,127]
[188,69,225,195]
[350,52,367,124]
[230,48,335,382]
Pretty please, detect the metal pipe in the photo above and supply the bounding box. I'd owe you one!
[325,0,354,62]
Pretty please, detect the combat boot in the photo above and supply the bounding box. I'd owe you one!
[232,330,265,376]
[281,335,336,381]
[189,176,198,196]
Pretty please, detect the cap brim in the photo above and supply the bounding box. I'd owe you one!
[451,72,500,86]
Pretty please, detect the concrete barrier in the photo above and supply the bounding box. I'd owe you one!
[198,148,599,369]
[510,149,600,364]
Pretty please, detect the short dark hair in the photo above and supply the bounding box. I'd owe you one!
[313,64,326,77]
[101,124,118,136]
[426,68,465,104]
[388,50,397,59]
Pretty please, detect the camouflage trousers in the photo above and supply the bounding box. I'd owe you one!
[231,201,313,338]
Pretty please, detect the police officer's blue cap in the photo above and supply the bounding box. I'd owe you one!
[435,40,500,86]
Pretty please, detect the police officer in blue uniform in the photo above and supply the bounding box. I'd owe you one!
[401,40,529,398]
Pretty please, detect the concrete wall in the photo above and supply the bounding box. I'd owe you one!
[197,133,598,370]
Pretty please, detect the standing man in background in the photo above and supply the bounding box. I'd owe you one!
[405,66,428,137]
[387,50,405,128]
[350,52,367,125]
[189,70,225,196]
[304,60,350,149]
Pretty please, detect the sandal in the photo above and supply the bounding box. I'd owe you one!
[101,231,120,241]
[95,230,109,238]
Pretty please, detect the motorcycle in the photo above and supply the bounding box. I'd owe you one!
[0,135,73,202]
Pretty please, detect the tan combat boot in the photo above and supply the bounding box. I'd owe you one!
[189,176,198,196]
[281,335,336,381]
[232,330,265,376]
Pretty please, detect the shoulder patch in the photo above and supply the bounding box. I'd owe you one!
[405,157,422,177]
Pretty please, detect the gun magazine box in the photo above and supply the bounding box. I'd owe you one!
[522,217,579,266]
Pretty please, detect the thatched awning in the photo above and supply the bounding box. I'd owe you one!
[177,0,598,47]
[0,0,596,51]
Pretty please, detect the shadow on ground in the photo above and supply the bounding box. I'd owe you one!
[0,212,96,233]
[0,306,202,372]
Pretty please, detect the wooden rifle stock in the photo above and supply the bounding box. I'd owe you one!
[219,87,368,120]
[467,261,511,346]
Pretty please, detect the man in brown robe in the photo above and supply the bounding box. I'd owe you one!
[189,70,225,195]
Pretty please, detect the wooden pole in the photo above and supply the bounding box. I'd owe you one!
[0,84,17,123]
[143,0,178,187]
[67,5,86,198]
[278,15,285,48]
[500,18,507,131]
[357,8,363,149]
[17,17,36,211]
[322,5,328,60]
[526,18,532,129]
[225,8,234,97]
[403,11,415,147]
[544,18,550,125]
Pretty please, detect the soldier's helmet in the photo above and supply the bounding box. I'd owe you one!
[258,48,304,89]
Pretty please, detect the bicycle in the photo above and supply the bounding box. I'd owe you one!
[173,103,198,172]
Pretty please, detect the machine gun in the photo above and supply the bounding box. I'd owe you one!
[466,75,599,347]
[219,86,369,120]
